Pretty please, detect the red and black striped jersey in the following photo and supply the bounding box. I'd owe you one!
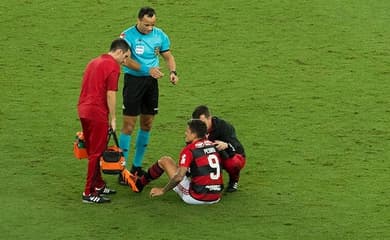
[179,139,224,202]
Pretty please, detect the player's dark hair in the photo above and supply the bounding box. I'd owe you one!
[138,7,156,19]
[187,119,207,139]
[192,105,211,119]
[110,38,130,52]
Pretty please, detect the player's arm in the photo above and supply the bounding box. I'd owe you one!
[150,166,187,197]
[163,166,187,192]
[160,50,178,85]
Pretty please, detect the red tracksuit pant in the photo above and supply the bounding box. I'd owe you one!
[80,118,108,195]
[222,153,246,182]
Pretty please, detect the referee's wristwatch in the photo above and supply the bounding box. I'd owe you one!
[170,70,177,76]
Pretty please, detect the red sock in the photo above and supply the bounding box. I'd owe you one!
[140,161,164,186]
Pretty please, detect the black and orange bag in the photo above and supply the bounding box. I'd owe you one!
[73,131,88,159]
[99,129,125,174]
[74,129,138,192]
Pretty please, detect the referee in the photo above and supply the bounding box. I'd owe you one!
[119,7,179,182]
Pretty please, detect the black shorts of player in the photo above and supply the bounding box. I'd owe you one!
[122,74,159,116]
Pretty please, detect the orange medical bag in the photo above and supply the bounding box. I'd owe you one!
[99,129,125,174]
[73,131,88,159]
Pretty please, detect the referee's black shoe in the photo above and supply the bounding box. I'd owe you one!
[130,165,146,177]
[118,173,128,186]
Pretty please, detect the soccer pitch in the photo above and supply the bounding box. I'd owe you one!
[1,0,389,239]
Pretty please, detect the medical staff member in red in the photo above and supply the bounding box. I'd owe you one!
[132,119,224,205]
[192,105,246,192]
[77,39,130,204]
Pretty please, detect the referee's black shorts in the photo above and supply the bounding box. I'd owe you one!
[122,73,159,116]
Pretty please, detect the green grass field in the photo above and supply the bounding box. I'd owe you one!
[1,0,389,239]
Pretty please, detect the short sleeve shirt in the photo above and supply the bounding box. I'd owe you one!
[77,54,120,121]
[120,26,170,76]
[178,139,224,201]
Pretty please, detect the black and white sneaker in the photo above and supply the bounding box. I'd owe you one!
[82,193,110,204]
[226,181,238,192]
[95,186,116,195]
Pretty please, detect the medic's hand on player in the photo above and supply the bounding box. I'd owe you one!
[214,140,229,151]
